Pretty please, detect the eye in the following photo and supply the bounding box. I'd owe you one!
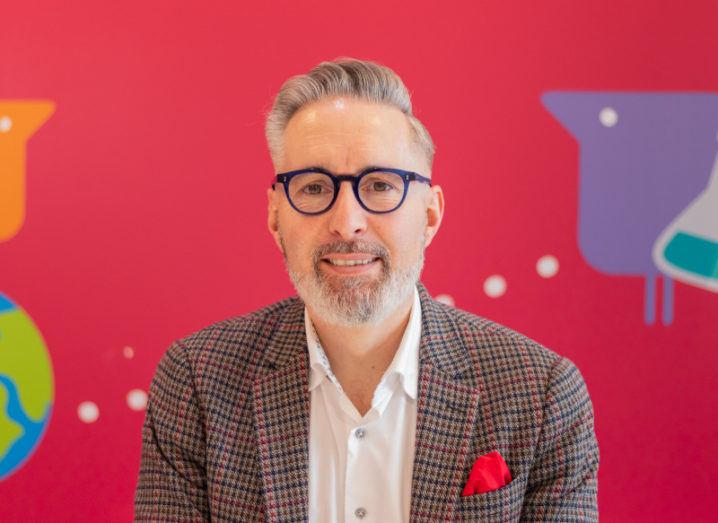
[361,174,400,193]
[370,181,393,192]
[302,183,327,195]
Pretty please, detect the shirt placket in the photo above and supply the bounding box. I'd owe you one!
[310,319,407,522]
[343,405,380,521]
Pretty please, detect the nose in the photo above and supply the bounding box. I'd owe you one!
[327,180,368,241]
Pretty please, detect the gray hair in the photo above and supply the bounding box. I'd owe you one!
[264,57,435,170]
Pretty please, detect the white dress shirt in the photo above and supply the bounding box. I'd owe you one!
[306,286,422,523]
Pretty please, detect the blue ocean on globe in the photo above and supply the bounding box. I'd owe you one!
[0,376,52,479]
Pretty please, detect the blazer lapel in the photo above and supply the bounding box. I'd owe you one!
[253,297,310,523]
[410,284,491,522]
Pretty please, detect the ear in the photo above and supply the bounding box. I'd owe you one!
[267,187,284,253]
[423,184,444,248]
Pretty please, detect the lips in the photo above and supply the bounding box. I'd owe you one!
[315,242,388,274]
[318,254,382,274]
[322,256,380,267]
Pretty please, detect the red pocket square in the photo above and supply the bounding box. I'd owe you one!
[461,450,512,496]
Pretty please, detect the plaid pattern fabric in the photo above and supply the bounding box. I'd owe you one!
[135,282,599,522]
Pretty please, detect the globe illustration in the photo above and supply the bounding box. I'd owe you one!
[0,292,53,480]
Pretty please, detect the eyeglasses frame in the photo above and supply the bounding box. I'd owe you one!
[272,166,432,216]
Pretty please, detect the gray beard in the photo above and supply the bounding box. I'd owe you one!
[280,236,424,326]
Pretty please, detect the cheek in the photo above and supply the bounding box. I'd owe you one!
[379,222,425,263]
[278,216,318,264]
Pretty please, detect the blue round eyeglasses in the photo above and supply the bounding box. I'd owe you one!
[272,166,432,215]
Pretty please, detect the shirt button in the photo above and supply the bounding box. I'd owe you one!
[354,507,367,519]
[355,427,366,439]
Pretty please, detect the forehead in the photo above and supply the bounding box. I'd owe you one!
[281,96,421,172]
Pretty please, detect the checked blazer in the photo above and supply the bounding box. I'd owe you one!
[134,282,599,522]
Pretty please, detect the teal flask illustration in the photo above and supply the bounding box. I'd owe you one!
[653,151,718,292]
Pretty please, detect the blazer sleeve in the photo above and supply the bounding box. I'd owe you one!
[520,357,600,522]
[134,341,210,522]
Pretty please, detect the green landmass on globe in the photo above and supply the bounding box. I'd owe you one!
[0,293,54,480]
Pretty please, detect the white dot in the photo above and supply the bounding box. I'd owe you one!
[435,294,455,306]
[78,401,99,423]
[127,389,148,411]
[483,275,507,298]
[599,107,618,127]
[0,116,12,133]
[536,255,560,278]
[123,346,134,359]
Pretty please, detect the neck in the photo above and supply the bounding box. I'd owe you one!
[306,288,415,377]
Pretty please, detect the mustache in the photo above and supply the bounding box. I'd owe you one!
[313,240,389,264]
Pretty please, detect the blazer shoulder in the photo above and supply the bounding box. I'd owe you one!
[178,295,298,344]
[435,300,572,380]
[434,301,593,432]
[166,295,302,382]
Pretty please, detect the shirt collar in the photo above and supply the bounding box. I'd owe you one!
[305,286,421,400]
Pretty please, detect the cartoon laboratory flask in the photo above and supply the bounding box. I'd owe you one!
[0,101,55,242]
[653,151,718,292]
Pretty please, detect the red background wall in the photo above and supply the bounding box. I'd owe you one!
[1,1,717,521]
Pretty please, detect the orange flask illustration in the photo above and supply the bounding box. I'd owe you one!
[0,101,55,242]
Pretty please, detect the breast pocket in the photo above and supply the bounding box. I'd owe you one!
[455,477,524,522]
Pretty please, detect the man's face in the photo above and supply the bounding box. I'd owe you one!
[267,96,444,325]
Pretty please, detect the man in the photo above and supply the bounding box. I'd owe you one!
[135,58,599,522]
